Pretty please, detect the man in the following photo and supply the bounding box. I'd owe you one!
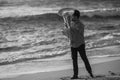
[62,10,94,79]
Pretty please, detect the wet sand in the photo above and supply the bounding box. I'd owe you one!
[1,57,120,80]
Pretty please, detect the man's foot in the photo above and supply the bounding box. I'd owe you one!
[90,74,94,78]
[71,75,79,79]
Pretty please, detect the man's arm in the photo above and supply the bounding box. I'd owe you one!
[77,21,85,32]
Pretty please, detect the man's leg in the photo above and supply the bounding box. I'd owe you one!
[78,44,94,78]
[71,47,78,78]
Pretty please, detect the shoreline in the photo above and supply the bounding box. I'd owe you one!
[1,56,120,80]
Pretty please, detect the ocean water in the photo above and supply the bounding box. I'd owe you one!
[0,0,120,78]
[0,13,120,65]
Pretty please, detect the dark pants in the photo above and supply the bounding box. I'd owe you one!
[71,44,92,76]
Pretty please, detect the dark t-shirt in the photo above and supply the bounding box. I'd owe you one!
[62,20,85,48]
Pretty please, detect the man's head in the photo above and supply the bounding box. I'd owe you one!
[72,10,80,21]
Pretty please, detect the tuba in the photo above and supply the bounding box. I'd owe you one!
[58,8,75,28]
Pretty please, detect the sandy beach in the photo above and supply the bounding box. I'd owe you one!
[0,57,120,80]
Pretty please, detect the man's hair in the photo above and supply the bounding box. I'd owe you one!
[73,10,80,18]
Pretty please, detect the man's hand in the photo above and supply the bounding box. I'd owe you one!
[64,23,68,28]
